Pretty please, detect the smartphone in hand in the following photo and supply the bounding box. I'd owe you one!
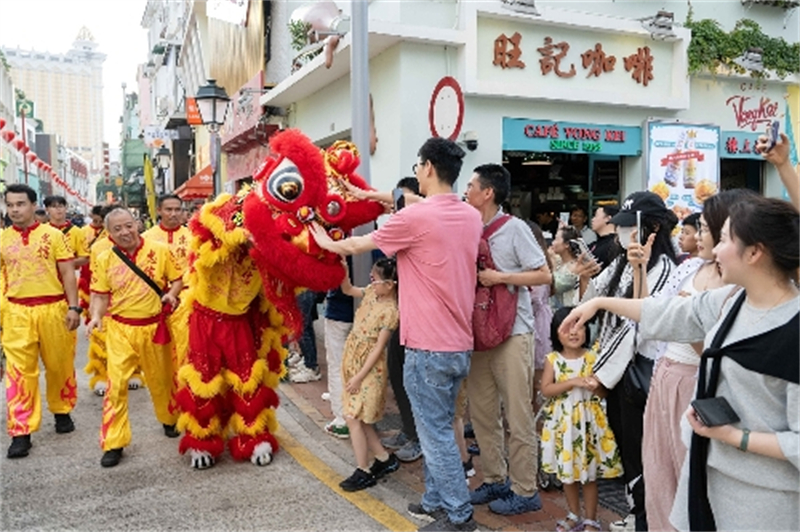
[569,238,596,264]
[766,120,780,151]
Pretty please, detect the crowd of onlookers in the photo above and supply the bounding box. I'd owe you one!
[292,131,799,532]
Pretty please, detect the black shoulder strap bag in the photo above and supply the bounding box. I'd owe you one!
[688,291,800,531]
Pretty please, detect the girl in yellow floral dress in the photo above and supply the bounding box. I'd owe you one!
[337,258,400,492]
[541,307,623,532]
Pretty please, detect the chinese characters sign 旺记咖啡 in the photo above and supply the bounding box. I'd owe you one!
[492,33,655,86]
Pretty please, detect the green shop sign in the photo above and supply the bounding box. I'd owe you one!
[503,118,642,156]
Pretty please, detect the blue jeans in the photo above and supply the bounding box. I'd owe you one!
[404,348,473,523]
[296,290,319,369]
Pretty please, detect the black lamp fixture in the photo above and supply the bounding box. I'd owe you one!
[195,79,230,132]
[641,10,676,40]
[155,145,171,170]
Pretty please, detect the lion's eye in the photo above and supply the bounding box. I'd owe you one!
[265,158,304,203]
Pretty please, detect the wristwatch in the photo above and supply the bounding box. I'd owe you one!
[68,306,83,314]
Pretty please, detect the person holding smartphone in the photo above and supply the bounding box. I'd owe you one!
[755,130,799,210]
[573,191,679,531]
[560,195,799,532]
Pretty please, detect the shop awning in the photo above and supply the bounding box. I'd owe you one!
[175,165,213,200]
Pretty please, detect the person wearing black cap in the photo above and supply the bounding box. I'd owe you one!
[576,191,679,531]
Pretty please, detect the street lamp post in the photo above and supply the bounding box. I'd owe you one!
[194,79,230,197]
[155,144,171,194]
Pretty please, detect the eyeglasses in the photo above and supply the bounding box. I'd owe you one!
[412,160,425,174]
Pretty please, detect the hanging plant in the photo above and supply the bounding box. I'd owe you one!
[289,19,313,52]
[685,9,800,78]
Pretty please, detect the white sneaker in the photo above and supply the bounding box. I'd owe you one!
[286,351,302,368]
[289,365,322,383]
[321,392,331,401]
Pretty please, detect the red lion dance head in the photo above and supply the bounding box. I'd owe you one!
[242,129,384,334]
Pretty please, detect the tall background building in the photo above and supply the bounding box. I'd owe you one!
[2,26,106,173]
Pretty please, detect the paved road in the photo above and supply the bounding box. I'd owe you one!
[1,326,421,531]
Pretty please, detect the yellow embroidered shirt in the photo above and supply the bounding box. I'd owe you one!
[142,224,191,273]
[50,222,88,258]
[91,238,181,318]
[81,224,106,255]
[0,222,74,299]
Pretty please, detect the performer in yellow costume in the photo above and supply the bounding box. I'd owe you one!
[45,195,89,267]
[142,194,191,372]
[87,207,183,467]
[177,130,385,469]
[1,184,82,459]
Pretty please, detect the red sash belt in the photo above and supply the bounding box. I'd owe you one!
[112,309,173,345]
[111,314,161,326]
[193,301,250,321]
[8,294,65,306]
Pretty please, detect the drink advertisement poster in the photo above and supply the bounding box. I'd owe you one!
[646,122,720,220]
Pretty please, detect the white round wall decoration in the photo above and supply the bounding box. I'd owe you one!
[428,76,465,141]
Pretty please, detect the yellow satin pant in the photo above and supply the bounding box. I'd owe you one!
[2,300,77,436]
[84,316,144,391]
[101,320,178,450]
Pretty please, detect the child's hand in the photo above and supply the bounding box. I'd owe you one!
[345,376,363,394]
[583,375,601,393]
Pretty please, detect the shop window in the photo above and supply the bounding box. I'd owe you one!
[504,152,621,222]
[720,158,762,193]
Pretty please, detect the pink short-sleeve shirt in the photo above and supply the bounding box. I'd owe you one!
[371,194,482,352]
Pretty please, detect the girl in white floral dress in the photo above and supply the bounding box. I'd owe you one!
[541,307,623,532]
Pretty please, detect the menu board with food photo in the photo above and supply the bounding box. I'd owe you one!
[646,122,720,221]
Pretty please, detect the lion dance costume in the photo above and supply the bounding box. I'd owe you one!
[176,129,383,468]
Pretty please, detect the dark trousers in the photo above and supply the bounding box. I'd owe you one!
[387,327,417,441]
[296,290,319,370]
[607,385,648,531]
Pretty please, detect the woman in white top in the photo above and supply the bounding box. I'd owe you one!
[641,189,757,531]
[549,226,580,310]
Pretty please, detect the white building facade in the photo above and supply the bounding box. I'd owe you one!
[261,0,800,220]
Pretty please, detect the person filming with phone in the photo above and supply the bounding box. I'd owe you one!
[756,128,799,210]
[573,191,679,531]
[560,195,799,532]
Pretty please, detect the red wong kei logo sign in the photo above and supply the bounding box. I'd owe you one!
[726,95,779,132]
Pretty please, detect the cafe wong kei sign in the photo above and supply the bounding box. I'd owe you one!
[503,118,642,156]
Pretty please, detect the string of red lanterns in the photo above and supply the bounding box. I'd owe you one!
[0,124,94,207]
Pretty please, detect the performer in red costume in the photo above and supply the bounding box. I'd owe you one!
[177,130,383,468]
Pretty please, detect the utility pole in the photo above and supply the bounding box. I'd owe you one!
[350,0,372,287]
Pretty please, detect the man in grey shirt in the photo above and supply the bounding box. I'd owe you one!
[463,164,553,515]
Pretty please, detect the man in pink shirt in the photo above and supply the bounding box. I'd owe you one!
[311,137,482,532]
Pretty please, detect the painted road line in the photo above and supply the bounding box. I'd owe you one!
[276,427,417,532]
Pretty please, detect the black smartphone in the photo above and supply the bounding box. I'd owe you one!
[392,188,405,211]
[691,397,740,427]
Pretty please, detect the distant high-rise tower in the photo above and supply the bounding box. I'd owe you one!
[2,26,106,172]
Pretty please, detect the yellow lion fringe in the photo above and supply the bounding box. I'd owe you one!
[178,364,226,398]
[227,408,277,437]
[224,359,268,395]
[178,412,223,439]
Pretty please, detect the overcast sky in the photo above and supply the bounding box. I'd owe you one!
[0,0,149,154]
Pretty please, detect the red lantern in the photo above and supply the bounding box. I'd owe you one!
[13,138,24,150]
[0,118,6,129]
[1,130,15,143]
[21,145,30,155]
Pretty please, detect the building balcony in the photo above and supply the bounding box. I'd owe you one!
[741,0,800,7]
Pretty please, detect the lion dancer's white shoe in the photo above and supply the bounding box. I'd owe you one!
[190,449,215,470]
[251,442,273,466]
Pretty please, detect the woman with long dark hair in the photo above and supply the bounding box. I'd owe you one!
[641,189,757,531]
[561,195,799,531]
[576,191,678,531]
